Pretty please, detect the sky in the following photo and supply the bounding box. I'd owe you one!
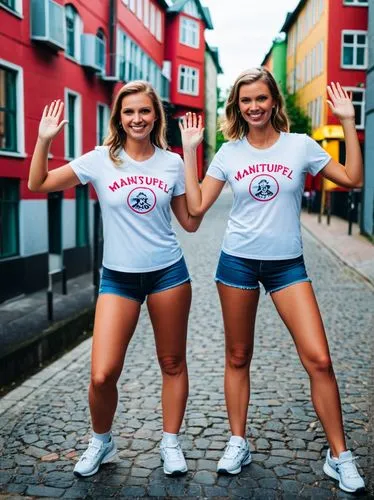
[201,0,301,92]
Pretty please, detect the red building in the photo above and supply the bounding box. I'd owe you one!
[0,0,217,303]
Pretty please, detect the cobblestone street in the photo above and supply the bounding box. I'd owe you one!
[0,190,372,499]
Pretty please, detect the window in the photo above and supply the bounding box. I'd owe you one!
[76,185,89,247]
[156,10,162,41]
[136,0,142,20]
[0,66,16,152]
[343,0,368,5]
[0,178,19,258]
[344,87,365,129]
[97,104,110,145]
[178,66,199,96]
[144,0,149,27]
[65,4,81,60]
[129,0,135,12]
[183,0,199,18]
[96,29,106,74]
[341,31,367,68]
[0,60,24,156]
[180,16,199,48]
[150,3,156,35]
[0,0,22,14]
[65,89,81,160]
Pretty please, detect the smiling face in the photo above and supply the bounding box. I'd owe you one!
[238,80,275,130]
[120,92,157,143]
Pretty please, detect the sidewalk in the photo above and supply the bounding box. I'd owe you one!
[0,194,373,498]
[301,211,374,287]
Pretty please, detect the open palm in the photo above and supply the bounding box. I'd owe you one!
[38,100,68,141]
[327,82,355,122]
[179,112,204,150]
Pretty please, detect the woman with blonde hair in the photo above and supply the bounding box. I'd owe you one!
[179,67,365,493]
[29,80,202,477]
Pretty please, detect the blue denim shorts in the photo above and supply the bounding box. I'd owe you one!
[99,256,191,304]
[215,251,311,294]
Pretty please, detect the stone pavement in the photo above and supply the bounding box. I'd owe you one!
[0,190,373,499]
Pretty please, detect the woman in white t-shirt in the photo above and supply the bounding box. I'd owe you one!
[179,68,365,493]
[28,81,202,478]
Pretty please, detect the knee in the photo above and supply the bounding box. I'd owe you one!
[158,355,186,377]
[227,347,252,370]
[91,371,118,390]
[306,356,334,377]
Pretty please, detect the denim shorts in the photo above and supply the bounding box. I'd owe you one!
[215,251,311,294]
[99,256,191,304]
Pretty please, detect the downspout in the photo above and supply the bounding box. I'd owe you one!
[109,0,117,76]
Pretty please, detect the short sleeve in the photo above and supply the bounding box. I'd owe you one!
[173,156,186,197]
[304,135,331,176]
[69,147,104,185]
[206,145,227,181]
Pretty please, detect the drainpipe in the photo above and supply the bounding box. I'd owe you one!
[109,0,117,76]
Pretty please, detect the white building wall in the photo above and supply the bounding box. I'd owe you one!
[19,200,48,256]
[204,50,218,167]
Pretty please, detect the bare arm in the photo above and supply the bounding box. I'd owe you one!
[179,113,225,216]
[320,83,363,188]
[171,194,203,232]
[28,100,81,193]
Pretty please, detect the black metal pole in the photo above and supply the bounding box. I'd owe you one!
[348,190,354,236]
[62,266,67,295]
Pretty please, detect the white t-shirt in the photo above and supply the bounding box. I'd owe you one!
[70,146,186,272]
[207,132,331,260]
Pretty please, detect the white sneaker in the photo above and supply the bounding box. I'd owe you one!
[73,437,117,477]
[217,435,252,474]
[323,449,365,493]
[160,439,188,476]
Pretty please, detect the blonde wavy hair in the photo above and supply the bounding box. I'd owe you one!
[104,80,168,165]
[221,67,290,141]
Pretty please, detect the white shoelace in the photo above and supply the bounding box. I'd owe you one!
[162,443,184,461]
[81,440,103,461]
[223,443,242,459]
[338,456,360,479]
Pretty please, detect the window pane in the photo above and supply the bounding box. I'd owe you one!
[0,66,17,152]
[66,6,76,57]
[356,47,365,65]
[68,94,76,158]
[343,47,353,65]
[0,179,19,258]
[344,34,354,43]
[352,91,363,102]
[357,35,366,44]
[76,185,89,247]
[0,0,16,10]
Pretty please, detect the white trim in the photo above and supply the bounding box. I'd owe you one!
[143,0,149,27]
[156,9,162,42]
[64,88,82,161]
[0,58,25,156]
[0,0,23,17]
[96,103,110,146]
[136,0,142,20]
[178,65,199,96]
[343,0,368,5]
[343,86,365,129]
[341,30,368,69]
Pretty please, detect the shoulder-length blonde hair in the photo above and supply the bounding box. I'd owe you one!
[104,80,168,165]
[221,67,289,141]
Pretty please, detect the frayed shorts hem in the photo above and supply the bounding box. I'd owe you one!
[267,277,312,295]
[215,278,260,291]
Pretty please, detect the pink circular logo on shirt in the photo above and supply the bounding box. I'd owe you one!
[249,174,279,202]
[127,187,156,214]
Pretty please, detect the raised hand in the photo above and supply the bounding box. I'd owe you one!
[38,100,68,141]
[327,82,355,123]
[179,112,204,151]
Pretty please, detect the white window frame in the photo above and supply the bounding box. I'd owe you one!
[344,87,365,129]
[96,103,110,146]
[178,65,199,96]
[129,0,136,12]
[183,0,199,18]
[136,0,142,20]
[64,88,82,161]
[144,0,149,27]
[65,5,82,63]
[341,30,368,69]
[122,0,129,5]
[0,0,23,17]
[150,3,156,35]
[156,9,162,42]
[0,59,25,158]
[180,16,199,49]
[343,0,368,6]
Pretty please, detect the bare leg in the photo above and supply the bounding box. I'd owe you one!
[271,282,346,456]
[147,283,191,434]
[217,284,260,437]
[89,294,141,433]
